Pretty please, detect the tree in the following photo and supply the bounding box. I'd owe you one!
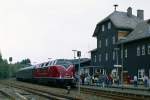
[0,52,3,63]
[19,58,31,66]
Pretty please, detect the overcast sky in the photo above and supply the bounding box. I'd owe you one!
[0,0,149,64]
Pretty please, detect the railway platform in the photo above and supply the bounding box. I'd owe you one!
[81,84,150,97]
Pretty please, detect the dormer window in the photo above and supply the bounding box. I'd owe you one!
[102,25,105,31]
[108,22,111,29]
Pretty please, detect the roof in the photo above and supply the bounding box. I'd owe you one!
[118,19,150,44]
[93,11,142,37]
[70,58,91,65]
[88,48,97,53]
[18,65,35,71]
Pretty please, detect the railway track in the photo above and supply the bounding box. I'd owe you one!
[2,79,149,100]
[0,89,15,100]
[80,86,150,100]
[0,81,81,100]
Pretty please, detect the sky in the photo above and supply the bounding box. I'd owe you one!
[0,0,150,64]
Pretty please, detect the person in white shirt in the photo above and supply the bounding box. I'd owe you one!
[134,75,138,87]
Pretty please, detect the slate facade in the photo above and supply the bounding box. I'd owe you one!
[90,7,150,80]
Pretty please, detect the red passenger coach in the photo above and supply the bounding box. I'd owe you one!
[16,59,75,86]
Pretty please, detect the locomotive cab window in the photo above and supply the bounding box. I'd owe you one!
[56,59,72,68]
[45,62,49,66]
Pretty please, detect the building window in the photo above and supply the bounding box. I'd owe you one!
[99,40,101,48]
[138,69,145,80]
[102,25,105,31]
[142,45,145,55]
[94,55,96,62]
[148,44,150,55]
[113,51,115,60]
[121,49,123,58]
[125,48,127,58]
[105,53,108,61]
[137,46,140,56]
[108,22,111,29]
[112,36,115,44]
[105,38,108,47]
[99,54,101,62]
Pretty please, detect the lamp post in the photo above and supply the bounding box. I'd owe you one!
[72,50,77,60]
[77,51,81,95]
[121,43,124,87]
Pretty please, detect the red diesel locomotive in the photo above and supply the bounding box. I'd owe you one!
[16,59,76,86]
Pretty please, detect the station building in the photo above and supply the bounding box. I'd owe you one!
[90,7,150,81]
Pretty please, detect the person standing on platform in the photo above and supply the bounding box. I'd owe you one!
[133,75,138,87]
[143,75,148,87]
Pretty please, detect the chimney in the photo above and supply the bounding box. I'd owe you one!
[127,7,132,17]
[137,10,144,20]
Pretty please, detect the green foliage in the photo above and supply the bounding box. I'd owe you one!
[20,58,31,65]
[0,54,32,79]
[0,61,9,78]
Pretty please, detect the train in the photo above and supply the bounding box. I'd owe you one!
[16,59,76,86]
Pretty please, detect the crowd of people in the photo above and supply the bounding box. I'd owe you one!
[75,73,150,88]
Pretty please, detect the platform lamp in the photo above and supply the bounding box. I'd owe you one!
[77,51,81,95]
[9,57,12,88]
[9,57,12,77]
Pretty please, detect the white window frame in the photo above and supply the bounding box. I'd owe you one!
[125,48,127,58]
[112,36,115,44]
[102,25,105,31]
[142,45,145,55]
[138,69,145,80]
[105,38,108,47]
[137,46,140,56]
[108,22,111,29]
[148,44,150,55]
[105,53,108,61]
